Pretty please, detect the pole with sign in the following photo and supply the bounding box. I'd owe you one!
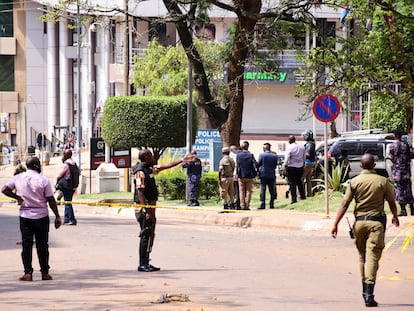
[312,94,341,218]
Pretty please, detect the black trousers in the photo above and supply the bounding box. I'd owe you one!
[20,216,50,274]
[287,166,306,201]
[135,210,156,266]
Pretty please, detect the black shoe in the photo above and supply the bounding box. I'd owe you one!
[138,264,160,272]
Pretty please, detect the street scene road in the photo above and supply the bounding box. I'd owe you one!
[0,202,413,311]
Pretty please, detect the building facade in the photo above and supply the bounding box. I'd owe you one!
[1,0,345,158]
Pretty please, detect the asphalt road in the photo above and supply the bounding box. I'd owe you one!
[0,203,413,311]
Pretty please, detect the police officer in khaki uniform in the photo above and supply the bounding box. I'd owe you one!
[218,147,236,209]
[331,153,399,307]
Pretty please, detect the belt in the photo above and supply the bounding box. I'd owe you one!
[355,215,383,222]
[223,176,233,178]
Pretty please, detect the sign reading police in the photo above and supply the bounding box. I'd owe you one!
[171,129,221,159]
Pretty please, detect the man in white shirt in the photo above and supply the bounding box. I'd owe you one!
[284,135,306,204]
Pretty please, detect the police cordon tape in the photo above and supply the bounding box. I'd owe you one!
[0,196,327,215]
[1,197,413,280]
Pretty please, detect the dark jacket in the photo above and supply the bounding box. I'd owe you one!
[236,151,257,178]
[257,151,278,179]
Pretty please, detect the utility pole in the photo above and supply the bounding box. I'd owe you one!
[123,0,130,191]
[76,1,82,171]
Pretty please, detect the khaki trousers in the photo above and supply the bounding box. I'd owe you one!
[239,178,253,209]
[219,177,235,204]
[353,220,385,284]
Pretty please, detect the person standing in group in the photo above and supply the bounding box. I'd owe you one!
[236,141,257,210]
[284,135,306,204]
[331,153,399,307]
[132,150,195,272]
[257,143,278,209]
[218,147,236,210]
[56,149,79,225]
[230,145,241,209]
[301,130,316,197]
[182,151,202,206]
[1,156,62,281]
[388,129,414,216]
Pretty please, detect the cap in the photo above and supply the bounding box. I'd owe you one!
[222,147,230,153]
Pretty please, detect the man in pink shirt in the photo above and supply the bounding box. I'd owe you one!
[2,156,62,281]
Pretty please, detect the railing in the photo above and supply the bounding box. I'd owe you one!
[114,47,305,68]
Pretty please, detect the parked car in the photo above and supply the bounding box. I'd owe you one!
[327,136,395,178]
[314,130,395,179]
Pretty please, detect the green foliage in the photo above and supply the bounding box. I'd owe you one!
[314,162,349,193]
[156,169,187,200]
[364,91,408,132]
[296,0,414,133]
[132,39,227,99]
[156,170,219,201]
[101,95,198,157]
[199,171,220,199]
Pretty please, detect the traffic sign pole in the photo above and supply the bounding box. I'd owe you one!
[312,94,341,218]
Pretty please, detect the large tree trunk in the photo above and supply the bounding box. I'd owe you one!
[219,1,262,147]
[163,0,262,147]
[163,0,227,130]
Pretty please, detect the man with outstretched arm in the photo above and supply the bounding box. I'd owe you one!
[132,149,195,272]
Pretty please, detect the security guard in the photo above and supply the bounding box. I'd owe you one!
[132,150,195,272]
[331,153,399,307]
[182,151,202,206]
[218,147,236,209]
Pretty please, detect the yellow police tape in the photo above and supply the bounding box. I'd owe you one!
[378,219,414,281]
[1,196,413,280]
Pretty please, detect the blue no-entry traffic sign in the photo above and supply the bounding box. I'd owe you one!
[312,94,341,123]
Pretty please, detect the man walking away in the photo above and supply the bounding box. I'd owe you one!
[257,143,278,209]
[331,153,399,307]
[236,141,257,210]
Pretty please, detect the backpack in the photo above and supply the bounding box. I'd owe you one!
[67,163,80,189]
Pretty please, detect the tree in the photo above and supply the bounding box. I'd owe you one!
[39,0,317,146]
[102,95,197,161]
[296,0,414,134]
[161,0,315,147]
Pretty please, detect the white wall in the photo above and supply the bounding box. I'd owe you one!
[243,84,325,136]
[25,2,48,145]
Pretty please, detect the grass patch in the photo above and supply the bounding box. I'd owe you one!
[76,187,344,214]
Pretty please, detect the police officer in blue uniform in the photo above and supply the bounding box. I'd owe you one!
[182,151,202,206]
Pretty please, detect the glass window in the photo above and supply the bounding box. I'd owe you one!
[0,0,13,37]
[0,55,14,91]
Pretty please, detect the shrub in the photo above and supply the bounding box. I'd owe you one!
[156,170,220,200]
[199,171,220,199]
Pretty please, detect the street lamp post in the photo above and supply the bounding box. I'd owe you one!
[76,2,82,171]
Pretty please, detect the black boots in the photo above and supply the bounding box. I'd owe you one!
[410,204,414,216]
[398,204,407,216]
[362,282,378,307]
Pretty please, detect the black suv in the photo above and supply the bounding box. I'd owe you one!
[327,136,395,178]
